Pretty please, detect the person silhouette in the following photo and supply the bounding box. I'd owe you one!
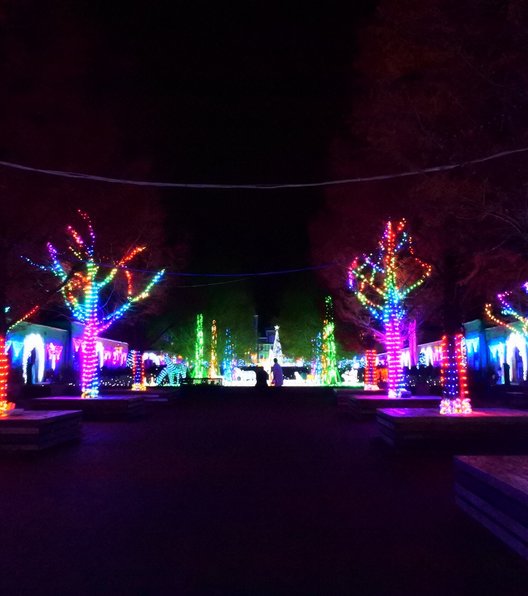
[271,358,284,387]
[255,366,269,388]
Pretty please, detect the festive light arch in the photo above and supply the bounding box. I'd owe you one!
[22,333,45,384]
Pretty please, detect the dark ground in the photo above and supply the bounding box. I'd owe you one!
[0,391,527,596]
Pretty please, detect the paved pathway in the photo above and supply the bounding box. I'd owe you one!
[0,393,527,595]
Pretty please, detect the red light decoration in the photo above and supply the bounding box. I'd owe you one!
[364,349,378,390]
[439,333,471,414]
[0,335,8,402]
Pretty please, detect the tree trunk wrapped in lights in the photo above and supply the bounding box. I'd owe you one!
[348,220,431,398]
[43,210,164,398]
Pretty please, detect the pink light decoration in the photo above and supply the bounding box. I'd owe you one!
[46,342,63,370]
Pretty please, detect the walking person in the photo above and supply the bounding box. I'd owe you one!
[271,358,284,387]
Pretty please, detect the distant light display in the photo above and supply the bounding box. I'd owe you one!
[312,332,323,382]
[271,325,283,364]
[321,296,339,385]
[193,314,205,378]
[222,328,236,382]
[209,319,218,378]
[348,219,431,397]
[43,210,164,398]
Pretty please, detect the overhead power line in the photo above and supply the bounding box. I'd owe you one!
[1,145,528,189]
[96,262,337,278]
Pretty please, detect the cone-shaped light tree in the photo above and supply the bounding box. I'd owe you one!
[348,219,431,397]
[45,211,164,398]
[271,325,283,364]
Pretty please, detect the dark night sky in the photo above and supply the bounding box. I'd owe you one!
[1,1,375,327]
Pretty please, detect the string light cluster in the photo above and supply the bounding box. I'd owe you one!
[348,220,431,397]
[439,334,471,414]
[42,210,164,398]
[485,284,528,335]
[364,349,378,390]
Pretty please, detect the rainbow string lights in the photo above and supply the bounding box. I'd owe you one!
[45,210,164,398]
[130,349,146,391]
[439,334,471,414]
[348,220,431,398]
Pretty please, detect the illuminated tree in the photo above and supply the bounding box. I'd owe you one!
[45,210,164,398]
[222,328,236,381]
[311,332,323,382]
[271,325,283,364]
[193,313,205,378]
[208,319,218,378]
[321,296,339,385]
[348,219,431,397]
